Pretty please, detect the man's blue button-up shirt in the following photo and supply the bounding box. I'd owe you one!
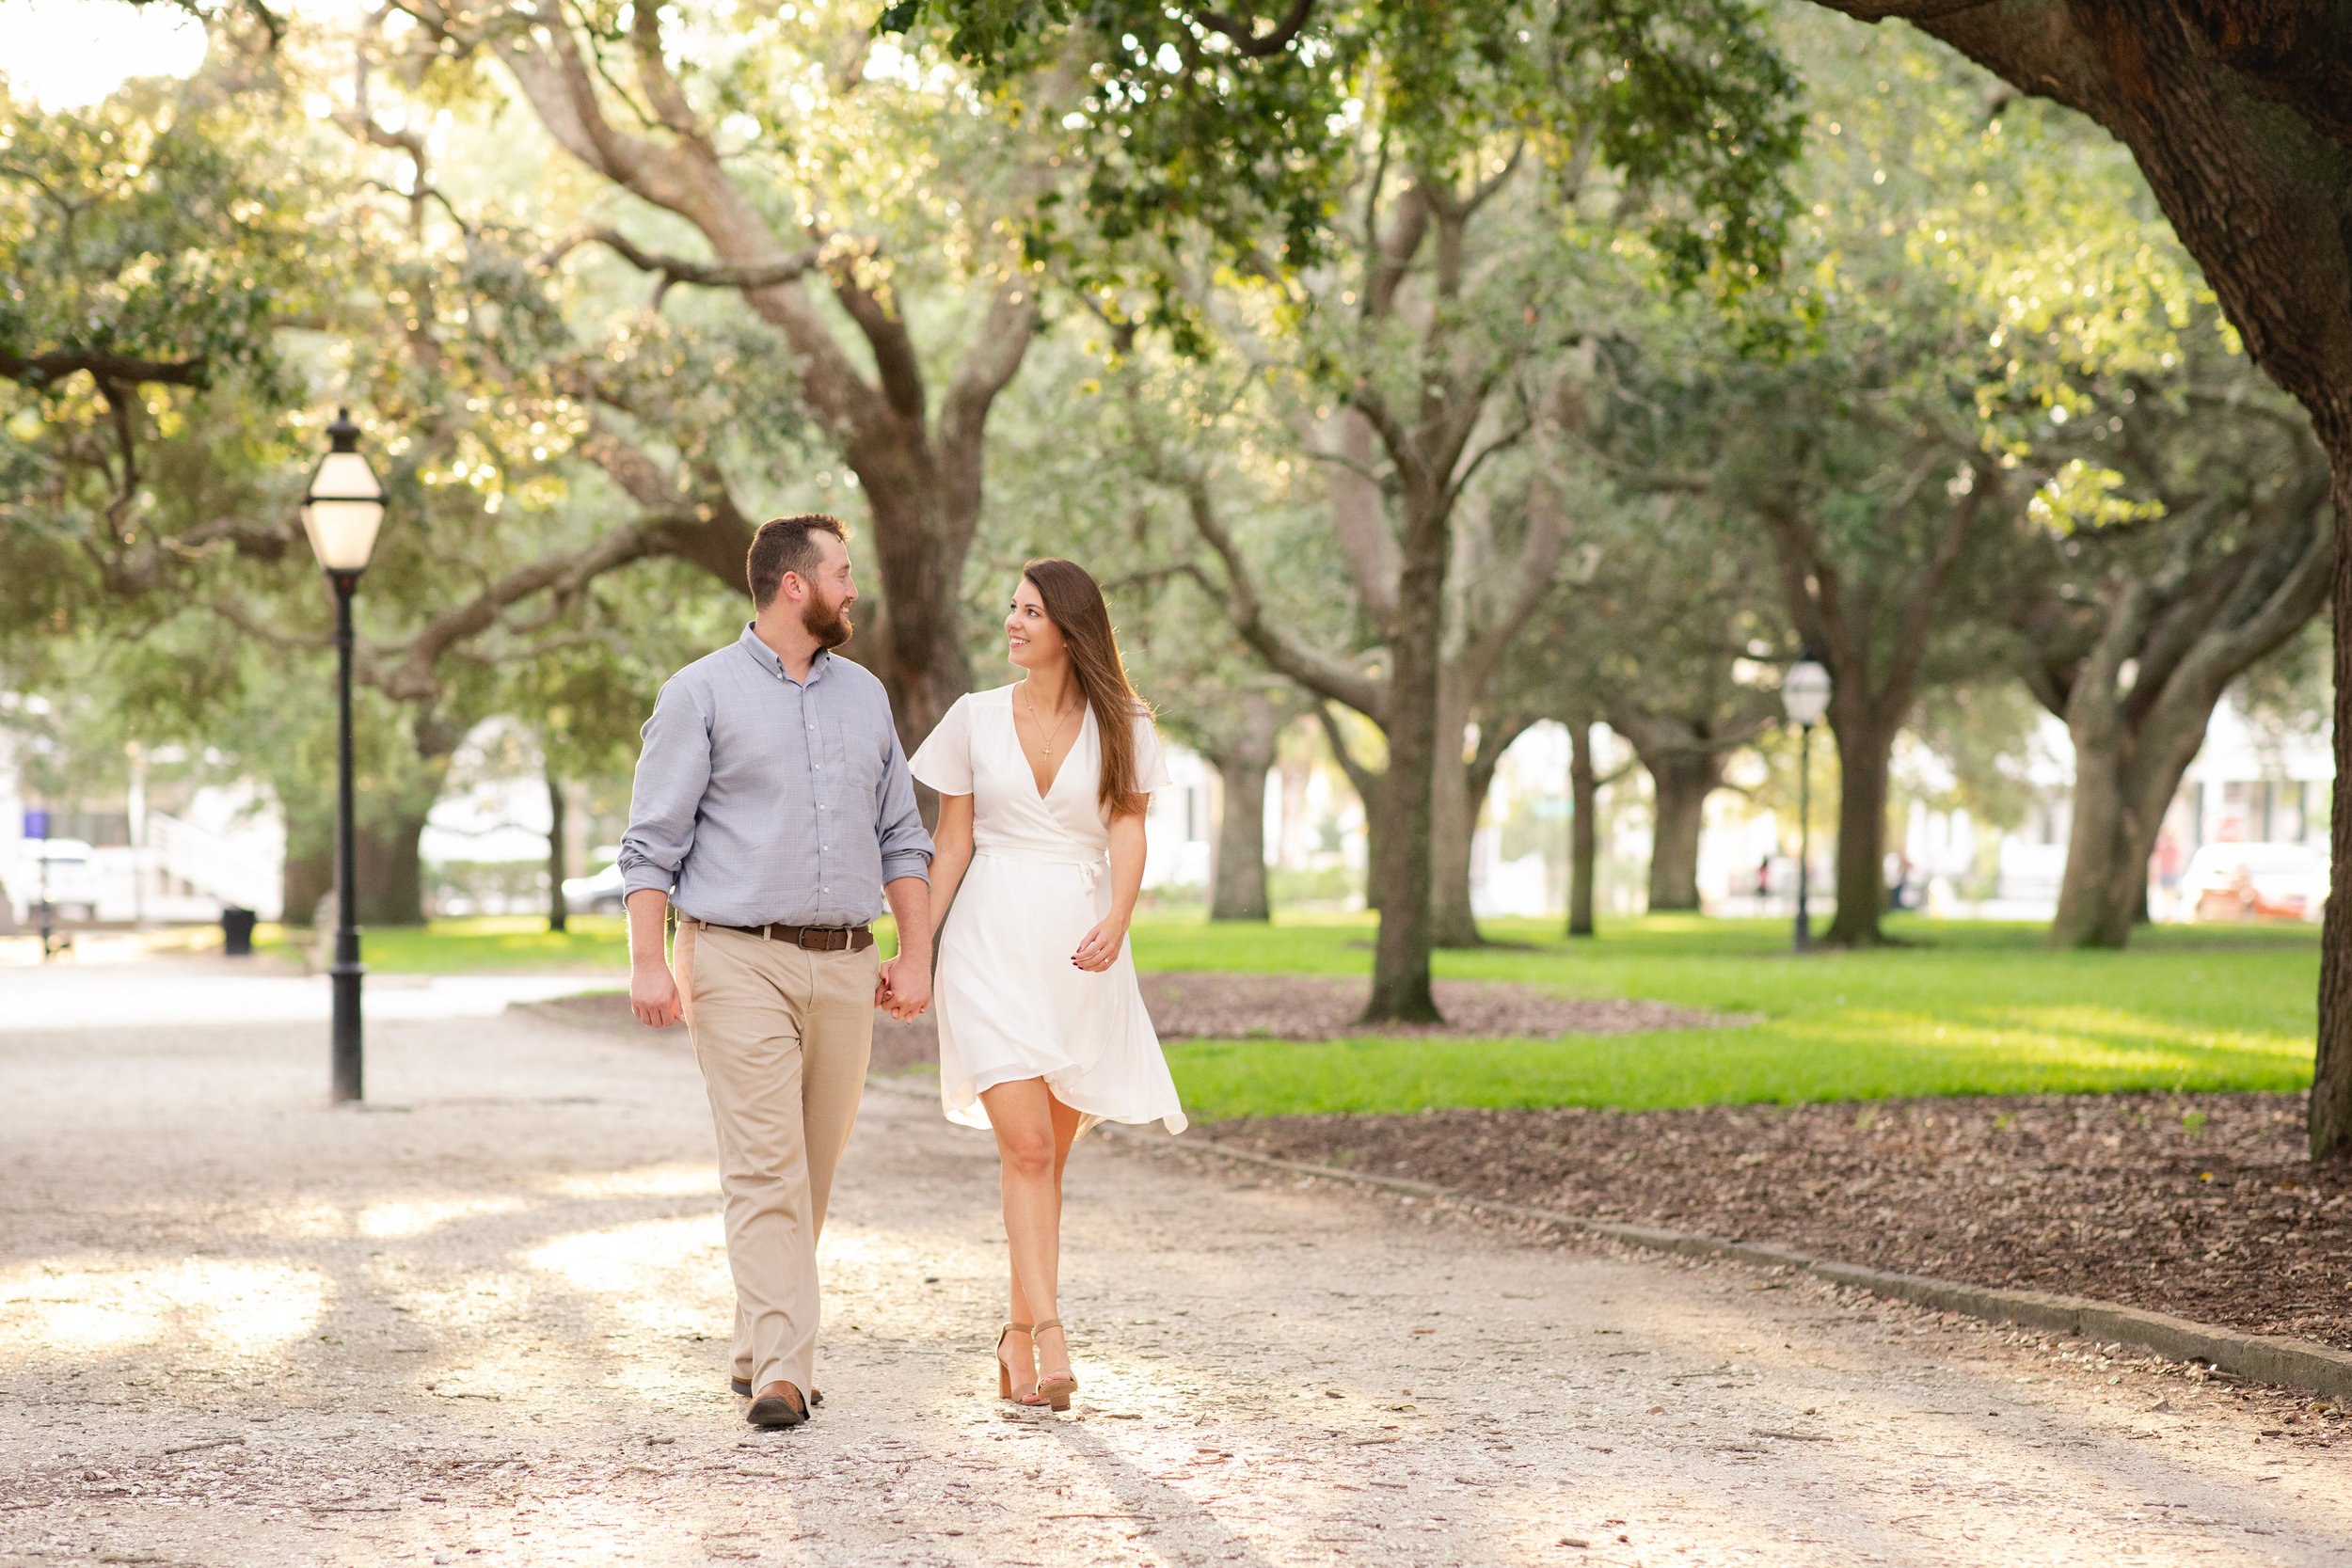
[617,626,932,927]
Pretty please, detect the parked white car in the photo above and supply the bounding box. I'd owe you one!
[8,838,102,925]
[561,862,628,917]
[2176,841,2328,923]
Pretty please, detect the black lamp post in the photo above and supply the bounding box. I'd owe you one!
[1781,652,1832,953]
[300,408,388,1104]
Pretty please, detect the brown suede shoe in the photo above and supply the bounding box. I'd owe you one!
[746,1381,809,1428]
[732,1377,820,1407]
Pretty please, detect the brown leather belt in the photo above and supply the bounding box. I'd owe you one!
[704,920,873,952]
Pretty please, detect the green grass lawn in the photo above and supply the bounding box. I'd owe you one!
[262,909,2319,1121]
[1136,912,2319,1122]
[257,915,634,973]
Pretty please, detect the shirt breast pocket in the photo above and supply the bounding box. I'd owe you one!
[830,717,882,801]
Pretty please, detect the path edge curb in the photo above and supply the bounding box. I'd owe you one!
[1103,1122,2352,1403]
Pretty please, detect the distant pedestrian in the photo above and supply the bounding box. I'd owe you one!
[617,514,934,1431]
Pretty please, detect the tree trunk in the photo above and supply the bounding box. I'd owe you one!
[1209,752,1272,921]
[2049,732,2140,950]
[1642,750,1720,913]
[1567,716,1597,939]
[1823,703,1894,948]
[353,810,429,927]
[2047,680,2216,952]
[1202,692,1285,922]
[853,435,986,748]
[2313,454,2352,1159]
[1362,521,1447,1023]
[1428,670,1483,947]
[546,768,569,934]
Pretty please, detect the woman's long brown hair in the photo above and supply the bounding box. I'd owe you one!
[1022,558,1152,816]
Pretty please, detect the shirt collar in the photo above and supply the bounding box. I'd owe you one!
[737,623,830,686]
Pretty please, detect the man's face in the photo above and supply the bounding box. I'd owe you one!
[793,532,856,649]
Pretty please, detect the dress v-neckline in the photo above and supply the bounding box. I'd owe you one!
[1014,688,1085,800]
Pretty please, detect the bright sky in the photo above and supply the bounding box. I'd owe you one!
[0,0,210,110]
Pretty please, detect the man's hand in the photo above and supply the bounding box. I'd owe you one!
[631,960,681,1028]
[625,887,680,1027]
[875,955,930,1022]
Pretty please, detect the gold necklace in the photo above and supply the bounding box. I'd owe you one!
[1021,682,1079,758]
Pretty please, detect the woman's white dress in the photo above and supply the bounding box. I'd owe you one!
[909,684,1187,1135]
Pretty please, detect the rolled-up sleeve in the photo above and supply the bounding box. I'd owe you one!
[875,723,934,884]
[617,676,710,898]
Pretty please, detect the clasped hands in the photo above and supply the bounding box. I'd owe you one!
[630,951,930,1027]
[875,955,930,1022]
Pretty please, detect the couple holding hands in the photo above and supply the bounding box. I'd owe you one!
[618,514,1184,1428]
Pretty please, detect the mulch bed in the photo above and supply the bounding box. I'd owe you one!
[522,972,1740,1078]
[1201,1092,2352,1353]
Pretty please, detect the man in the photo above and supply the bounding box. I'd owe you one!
[619,514,933,1430]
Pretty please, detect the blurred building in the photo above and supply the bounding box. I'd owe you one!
[0,728,285,928]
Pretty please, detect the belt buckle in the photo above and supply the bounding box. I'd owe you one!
[796,926,841,952]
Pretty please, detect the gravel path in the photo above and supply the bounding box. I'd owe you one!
[2,992,2345,1566]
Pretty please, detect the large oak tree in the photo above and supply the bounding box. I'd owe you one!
[1804,0,2352,1155]
[918,0,1804,1017]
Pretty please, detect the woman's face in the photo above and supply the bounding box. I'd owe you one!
[1006,577,1066,670]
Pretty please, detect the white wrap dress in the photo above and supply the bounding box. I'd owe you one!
[909,684,1187,1135]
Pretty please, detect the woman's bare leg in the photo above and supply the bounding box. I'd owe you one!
[986,1079,1086,1393]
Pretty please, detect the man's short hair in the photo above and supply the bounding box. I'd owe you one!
[746,514,847,610]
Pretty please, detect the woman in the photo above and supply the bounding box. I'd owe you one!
[909,558,1186,1411]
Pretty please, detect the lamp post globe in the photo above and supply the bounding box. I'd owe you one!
[1781,655,1832,953]
[301,407,387,1103]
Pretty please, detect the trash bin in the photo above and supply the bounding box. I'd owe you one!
[221,907,259,958]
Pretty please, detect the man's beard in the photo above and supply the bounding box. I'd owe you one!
[802,591,853,650]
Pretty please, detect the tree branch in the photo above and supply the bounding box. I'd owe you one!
[1315,700,1384,799]
[0,350,209,389]
[1177,479,1388,721]
[1192,0,1317,58]
[376,517,675,702]
[539,225,823,294]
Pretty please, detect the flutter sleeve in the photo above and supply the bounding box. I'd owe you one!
[909,693,975,796]
[1132,708,1173,795]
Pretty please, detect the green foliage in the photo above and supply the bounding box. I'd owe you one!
[0,72,315,397]
[900,0,1805,339]
[1901,679,2044,837]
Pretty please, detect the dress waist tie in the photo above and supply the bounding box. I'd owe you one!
[974,845,1110,895]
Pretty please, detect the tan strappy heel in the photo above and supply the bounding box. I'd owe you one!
[1031,1319,1077,1411]
[995,1322,1036,1403]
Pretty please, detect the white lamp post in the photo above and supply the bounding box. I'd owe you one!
[1781,654,1832,952]
[301,408,388,1103]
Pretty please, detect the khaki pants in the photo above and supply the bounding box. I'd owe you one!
[673,919,877,1394]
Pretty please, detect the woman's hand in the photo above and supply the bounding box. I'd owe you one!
[1071,914,1129,973]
